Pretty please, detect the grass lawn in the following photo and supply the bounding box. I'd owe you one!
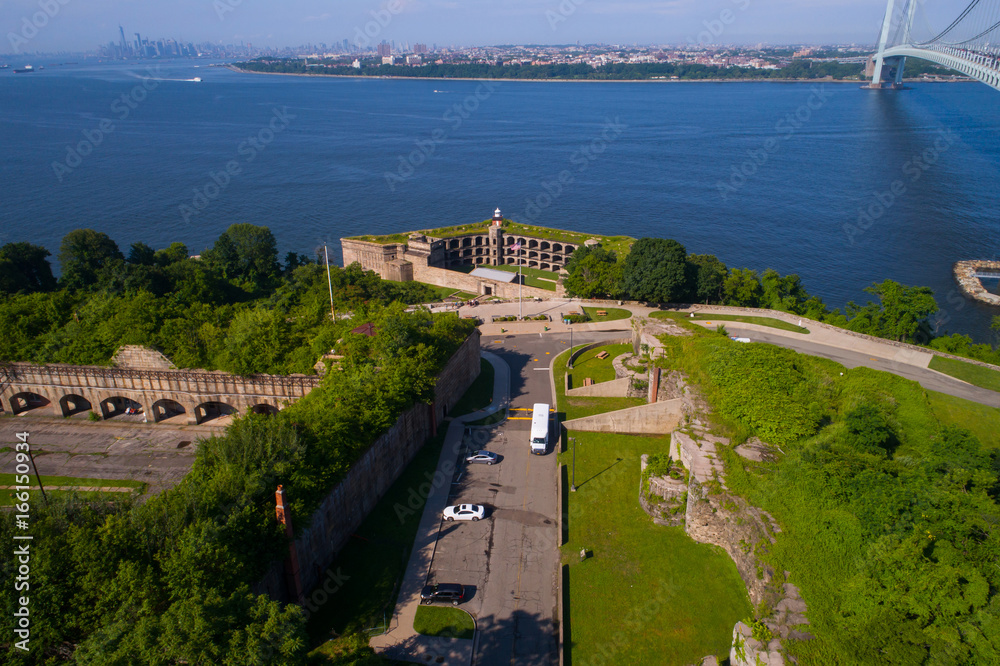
[0,473,146,488]
[926,389,1000,449]
[928,355,1000,392]
[449,359,494,417]
[413,606,475,640]
[554,344,644,422]
[451,263,559,291]
[582,306,632,323]
[559,432,751,666]
[305,428,448,656]
[415,282,477,302]
[567,343,632,387]
[650,311,809,334]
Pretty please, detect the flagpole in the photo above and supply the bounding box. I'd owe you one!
[518,245,522,320]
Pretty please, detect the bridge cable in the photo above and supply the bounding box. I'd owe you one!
[917,0,983,45]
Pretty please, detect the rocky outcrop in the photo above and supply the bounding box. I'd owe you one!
[639,453,687,527]
[954,260,1000,307]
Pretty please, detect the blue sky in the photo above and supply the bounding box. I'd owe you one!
[0,0,959,54]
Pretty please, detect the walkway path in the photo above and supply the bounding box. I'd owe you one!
[370,351,510,666]
[456,299,1000,408]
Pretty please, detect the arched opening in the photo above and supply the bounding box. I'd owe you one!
[463,249,472,257]
[552,243,563,253]
[450,239,460,249]
[564,245,576,254]
[100,396,144,419]
[59,394,92,418]
[475,236,483,246]
[541,253,551,261]
[507,257,517,265]
[528,239,539,249]
[506,237,515,246]
[152,399,186,423]
[540,241,551,250]
[195,401,237,425]
[529,261,539,268]
[529,251,539,259]
[9,392,50,415]
[462,237,472,247]
[541,263,551,271]
[250,404,279,416]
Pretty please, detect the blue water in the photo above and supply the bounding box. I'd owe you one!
[2,60,999,339]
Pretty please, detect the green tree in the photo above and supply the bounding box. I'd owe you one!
[0,241,57,295]
[154,242,190,266]
[564,245,622,299]
[58,229,124,291]
[127,242,156,266]
[760,268,809,313]
[620,237,688,303]
[687,254,728,304]
[722,268,763,307]
[846,279,938,343]
[204,224,280,291]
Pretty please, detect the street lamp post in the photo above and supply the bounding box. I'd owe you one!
[570,437,577,492]
[568,325,573,369]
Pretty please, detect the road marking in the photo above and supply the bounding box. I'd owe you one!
[533,367,550,371]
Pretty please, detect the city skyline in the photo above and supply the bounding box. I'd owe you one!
[2,0,961,56]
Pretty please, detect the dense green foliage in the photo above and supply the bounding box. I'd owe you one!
[0,305,475,663]
[0,227,441,371]
[563,236,1000,359]
[660,329,1000,663]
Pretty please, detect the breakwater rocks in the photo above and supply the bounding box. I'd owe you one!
[954,260,1000,307]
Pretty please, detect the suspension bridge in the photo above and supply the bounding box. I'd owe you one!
[870,0,1000,90]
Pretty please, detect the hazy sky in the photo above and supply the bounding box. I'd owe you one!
[0,0,960,55]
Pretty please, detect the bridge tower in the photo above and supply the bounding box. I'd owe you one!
[870,0,915,88]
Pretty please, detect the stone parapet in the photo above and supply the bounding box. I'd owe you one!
[954,259,1000,307]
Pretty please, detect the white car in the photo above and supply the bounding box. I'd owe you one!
[466,450,499,465]
[443,504,486,522]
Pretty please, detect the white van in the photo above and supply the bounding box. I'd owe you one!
[530,403,550,455]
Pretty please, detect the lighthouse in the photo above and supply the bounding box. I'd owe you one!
[492,207,503,226]
[489,207,505,265]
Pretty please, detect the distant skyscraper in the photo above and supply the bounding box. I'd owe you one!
[414,43,428,54]
[119,25,128,55]
[377,41,391,57]
[343,38,350,52]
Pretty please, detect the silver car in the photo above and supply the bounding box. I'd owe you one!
[466,450,499,465]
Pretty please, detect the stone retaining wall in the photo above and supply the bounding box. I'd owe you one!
[255,330,481,602]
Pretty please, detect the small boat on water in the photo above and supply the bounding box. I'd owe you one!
[13,65,34,73]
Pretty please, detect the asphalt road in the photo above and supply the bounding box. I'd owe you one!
[425,331,623,666]
[725,326,1000,408]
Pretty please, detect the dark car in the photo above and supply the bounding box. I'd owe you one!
[420,583,466,605]
[466,450,499,465]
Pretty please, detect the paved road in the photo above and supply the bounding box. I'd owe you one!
[722,325,1000,408]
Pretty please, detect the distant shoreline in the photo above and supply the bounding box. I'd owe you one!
[227,65,972,85]
[225,65,863,85]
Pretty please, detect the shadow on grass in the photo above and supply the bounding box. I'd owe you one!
[576,457,623,489]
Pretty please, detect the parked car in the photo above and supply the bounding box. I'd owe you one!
[420,583,466,605]
[443,504,486,522]
[466,450,499,465]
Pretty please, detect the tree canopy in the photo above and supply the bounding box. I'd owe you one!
[621,237,689,303]
[58,229,124,291]
[0,241,56,295]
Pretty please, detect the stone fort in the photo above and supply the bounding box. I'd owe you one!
[340,208,596,299]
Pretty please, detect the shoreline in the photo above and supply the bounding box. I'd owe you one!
[227,65,933,85]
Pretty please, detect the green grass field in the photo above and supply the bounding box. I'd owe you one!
[650,311,809,334]
[567,343,632,387]
[450,359,494,417]
[413,606,475,640]
[928,355,1000,392]
[582,306,632,323]
[554,344,644,422]
[452,263,559,291]
[415,282,477,302]
[926,389,1000,449]
[559,432,750,666]
[0,474,147,506]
